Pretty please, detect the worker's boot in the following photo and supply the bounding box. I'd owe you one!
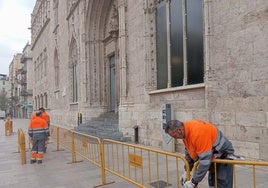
[37,160,42,164]
[30,159,36,164]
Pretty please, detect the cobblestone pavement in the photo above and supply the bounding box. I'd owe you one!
[0,118,267,188]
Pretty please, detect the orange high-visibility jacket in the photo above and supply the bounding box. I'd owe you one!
[183,120,217,160]
[41,112,50,122]
[183,120,234,184]
[28,116,49,138]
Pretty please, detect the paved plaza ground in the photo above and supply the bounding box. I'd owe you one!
[1,118,267,188]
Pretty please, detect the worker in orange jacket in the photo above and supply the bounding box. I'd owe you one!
[39,107,50,152]
[165,120,234,188]
[28,111,49,164]
[29,110,40,146]
[39,107,50,126]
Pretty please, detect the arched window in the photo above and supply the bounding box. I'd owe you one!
[54,49,60,88]
[69,38,78,103]
[34,96,37,109]
[53,0,59,27]
[44,92,48,108]
[40,94,44,108]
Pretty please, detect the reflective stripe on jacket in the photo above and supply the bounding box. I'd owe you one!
[183,120,234,183]
[28,116,49,138]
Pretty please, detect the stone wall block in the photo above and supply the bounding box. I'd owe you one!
[236,112,266,127]
[192,111,209,121]
[231,140,259,159]
[174,112,193,122]
[222,125,261,142]
[259,143,268,160]
[260,128,268,143]
[266,112,268,128]
[211,111,235,126]
[252,68,268,81]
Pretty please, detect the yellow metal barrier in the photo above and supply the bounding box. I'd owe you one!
[5,119,13,136]
[50,124,190,187]
[17,128,21,153]
[52,125,73,151]
[17,128,26,164]
[102,139,190,188]
[50,124,268,188]
[212,159,268,188]
[50,125,114,187]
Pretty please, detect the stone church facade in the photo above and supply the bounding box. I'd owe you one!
[30,0,268,160]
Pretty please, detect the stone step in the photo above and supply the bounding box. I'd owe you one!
[74,112,130,142]
[82,121,119,127]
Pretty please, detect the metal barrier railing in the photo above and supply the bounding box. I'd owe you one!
[17,128,26,164]
[50,124,268,188]
[50,125,73,151]
[212,159,268,188]
[50,124,190,187]
[102,139,190,188]
[17,128,21,153]
[50,125,114,187]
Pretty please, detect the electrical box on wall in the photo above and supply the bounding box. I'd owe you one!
[162,104,174,152]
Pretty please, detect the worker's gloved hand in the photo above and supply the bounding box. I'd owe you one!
[180,172,187,185]
[180,171,194,185]
[183,180,196,188]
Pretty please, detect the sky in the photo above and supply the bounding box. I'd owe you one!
[0,0,36,75]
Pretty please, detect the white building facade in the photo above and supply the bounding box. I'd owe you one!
[30,0,268,160]
[0,74,11,112]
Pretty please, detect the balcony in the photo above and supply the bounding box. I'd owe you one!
[27,89,33,95]
[10,96,19,101]
[19,79,27,85]
[21,54,32,63]
[21,69,27,74]
[20,89,33,96]
[20,90,28,96]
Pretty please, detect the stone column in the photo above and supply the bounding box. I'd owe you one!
[118,0,127,104]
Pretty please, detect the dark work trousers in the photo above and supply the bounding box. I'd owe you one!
[31,134,45,160]
[208,162,233,188]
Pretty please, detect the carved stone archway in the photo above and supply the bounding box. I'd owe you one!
[85,0,120,112]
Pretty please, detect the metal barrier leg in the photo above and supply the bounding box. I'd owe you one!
[18,129,27,164]
[93,141,115,188]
